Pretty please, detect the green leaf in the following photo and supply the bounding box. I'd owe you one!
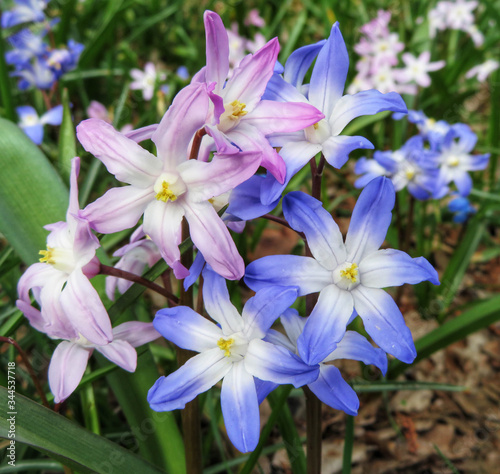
[342,111,391,136]
[0,118,68,264]
[352,380,466,392]
[58,88,77,182]
[0,24,15,122]
[0,387,163,473]
[389,294,500,378]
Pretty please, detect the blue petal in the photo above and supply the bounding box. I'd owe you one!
[154,306,222,352]
[148,349,232,411]
[283,191,345,270]
[284,40,327,88]
[280,308,306,347]
[242,286,298,338]
[183,250,206,290]
[255,377,278,404]
[202,267,244,334]
[22,124,44,145]
[40,105,63,125]
[359,249,440,288]
[454,172,473,197]
[345,177,395,263]
[245,255,331,296]
[227,175,280,221]
[352,286,416,364]
[221,361,260,452]
[321,135,374,169]
[296,284,354,365]
[245,339,319,387]
[308,22,348,117]
[262,73,307,103]
[308,365,359,414]
[326,331,387,375]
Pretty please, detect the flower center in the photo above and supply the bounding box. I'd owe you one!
[153,173,186,203]
[39,246,76,274]
[23,114,39,126]
[304,119,331,144]
[228,100,247,119]
[217,337,235,357]
[218,100,248,133]
[333,262,360,291]
[405,169,416,180]
[447,155,460,167]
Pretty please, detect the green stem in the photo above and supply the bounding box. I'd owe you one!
[304,386,322,474]
[342,415,354,474]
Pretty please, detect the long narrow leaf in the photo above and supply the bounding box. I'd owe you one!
[0,387,163,474]
[58,88,77,182]
[0,118,68,264]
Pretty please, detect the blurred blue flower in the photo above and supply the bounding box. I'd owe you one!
[448,195,476,223]
[1,0,47,28]
[17,104,63,144]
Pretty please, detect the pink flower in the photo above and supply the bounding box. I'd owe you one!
[130,62,167,100]
[397,52,445,87]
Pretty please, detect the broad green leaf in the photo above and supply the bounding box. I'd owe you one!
[58,88,76,182]
[342,111,391,136]
[0,386,163,473]
[0,118,68,264]
[389,294,500,378]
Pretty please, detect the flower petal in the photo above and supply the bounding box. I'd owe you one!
[204,11,229,93]
[330,90,407,136]
[77,119,161,187]
[308,365,359,415]
[284,40,327,88]
[152,82,210,166]
[352,286,416,363]
[321,135,374,169]
[325,331,387,375]
[297,284,354,365]
[244,255,331,296]
[242,286,298,338]
[184,200,244,280]
[96,339,137,372]
[345,177,395,263]
[154,306,222,352]
[112,321,161,347]
[308,23,349,117]
[49,341,91,403]
[202,268,244,334]
[359,249,440,288]
[148,348,232,411]
[245,339,319,387]
[283,191,346,270]
[60,269,113,346]
[82,185,153,234]
[221,361,260,453]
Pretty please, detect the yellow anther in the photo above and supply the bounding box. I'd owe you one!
[39,248,55,264]
[313,122,319,130]
[426,118,436,127]
[405,169,415,180]
[340,263,358,283]
[155,181,177,202]
[229,100,247,118]
[217,337,235,357]
[448,156,459,167]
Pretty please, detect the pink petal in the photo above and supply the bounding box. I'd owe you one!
[113,321,161,347]
[49,341,92,403]
[81,185,153,234]
[77,119,161,187]
[204,11,229,94]
[96,339,137,372]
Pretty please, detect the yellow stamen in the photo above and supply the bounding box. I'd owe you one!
[405,170,415,180]
[229,100,247,118]
[39,247,55,264]
[217,337,235,357]
[340,263,358,283]
[313,122,319,130]
[448,157,459,167]
[155,181,177,202]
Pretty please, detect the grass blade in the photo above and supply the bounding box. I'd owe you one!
[58,88,77,182]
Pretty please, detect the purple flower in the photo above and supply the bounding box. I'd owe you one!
[148,268,317,453]
[245,178,439,366]
[130,62,167,101]
[196,11,323,183]
[16,157,112,346]
[78,82,260,280]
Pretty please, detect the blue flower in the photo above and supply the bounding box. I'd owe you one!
[1,0,47,28]
[17,105,63,144]
[258,22,407,205]
[148,268,318,453]
[448,195,476,223]
[245,177,440,366]
[434,125,489,197]
[264,309,387,415]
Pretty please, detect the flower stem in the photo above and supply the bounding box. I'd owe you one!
[178,219,202,474]
[99,264,179,305]
[189,128,207,160]
[304,386,322,474]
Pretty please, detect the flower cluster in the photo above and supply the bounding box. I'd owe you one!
[3,0,83,91]
[349,10,445,95]
[355,110,490,201]
[428,0,485,47]
[16,10,441,454]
